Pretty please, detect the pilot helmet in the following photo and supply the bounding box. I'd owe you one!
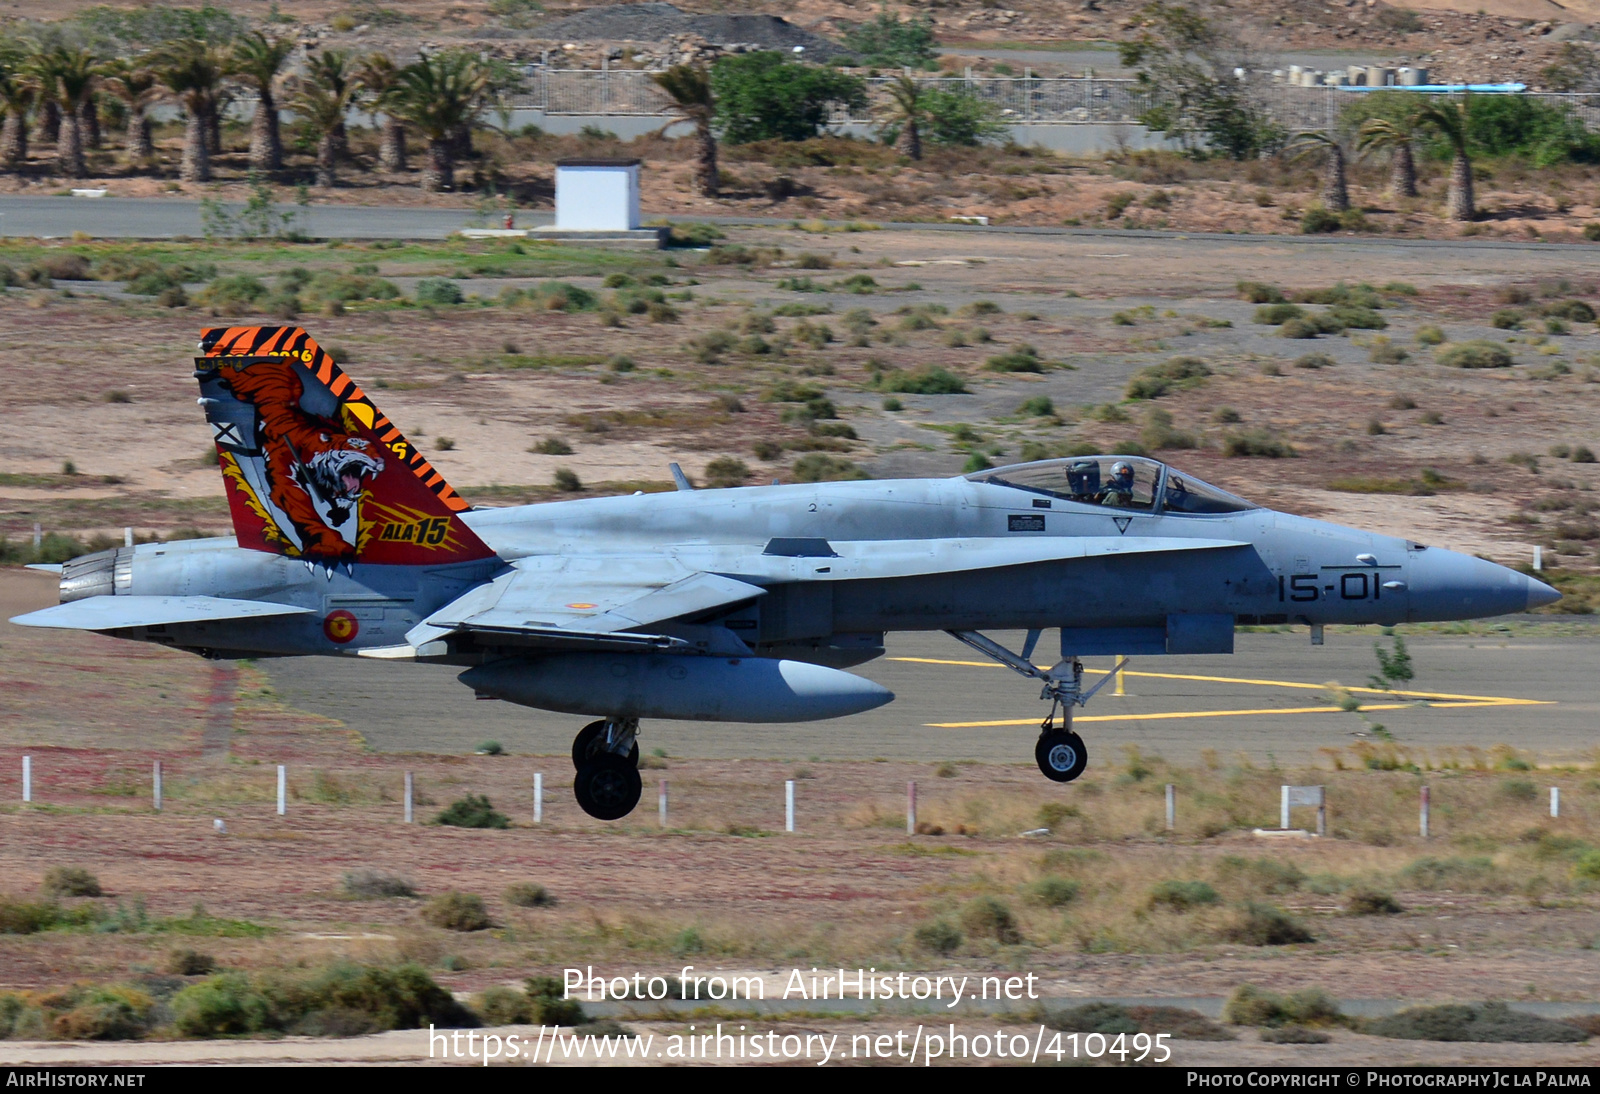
[1110,461,1133,479]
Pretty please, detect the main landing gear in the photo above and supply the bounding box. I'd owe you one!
[946,630,1126,785]
[571,718,643,820]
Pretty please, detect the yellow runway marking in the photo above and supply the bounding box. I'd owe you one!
[888,656,1554,728]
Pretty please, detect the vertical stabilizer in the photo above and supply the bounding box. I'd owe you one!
[195,325,495,566]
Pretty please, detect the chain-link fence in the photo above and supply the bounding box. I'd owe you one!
[507,69,1600,133]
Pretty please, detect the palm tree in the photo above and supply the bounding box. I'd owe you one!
[152,41,228,183]
[231,31,296,172]
[25,48,61,147]
[100,57,161,162]
[303,49,356,163]
[393,50,488,192]
[289,52,361,187]
[882,75,925,161]
[1356,114,1420,199]
[358,52,407,172]
[1286,130,1348,214]
[651,63,717,197]
[1414,95,1475,222]
[42,46,98,178]
[0,43,34,170]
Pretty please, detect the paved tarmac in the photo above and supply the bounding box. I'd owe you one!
[261,625,1600,766]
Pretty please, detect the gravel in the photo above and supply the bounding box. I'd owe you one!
[531,2,848,59]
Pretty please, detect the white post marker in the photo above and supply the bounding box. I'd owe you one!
[123,527,133,548]
[153,761,162,812]
[1551,786,1560,819]
[276,765,286,816]
[658,779,668,828]
[907,780,917,836]
[32,522,41,550]
[22,755,31,803]
[1165,783,1175,831]
[1534,546,1544,572]
[404,771,414,824]
[1282,785,1326,836]
[533,772,543,824]
[1280,784,1290,831]
[1420,785,1431,839]
[785,780,796,833]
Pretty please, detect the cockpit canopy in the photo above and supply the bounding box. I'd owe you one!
[965,456,1258,515]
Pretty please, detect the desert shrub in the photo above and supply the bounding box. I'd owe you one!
[433,794,509,829]
[1148,879,1220,911]
[525,978,586,1025]
[703,457,751,488]
[1254,303,1303,324]
[342,870,416,900]
[174,963,467,1037]
[711,53,868,144]
[1572,446,1597,463]
[0,897,58,935]
[1237,281,1286,303]
[1416,324,1445,345]
[41,867,101,899]
[1221,902,1314,945]
[39,253,91,280]
[533,437,573,456]
[1366,1002,1586,1043]
[1141,407,1196,450]
[1500,777,1538,801]
[197,274,268,314]
[1346,889,1403,916]
[1543,299,1596,322]
[791,454,868,482]
[1491,308,1525,330]
[1369,340,1409,364]
[48,985,156,1041]
[1279,317,1320,339]
[872,365,968,393]
[1221,430,1296,458]
[301,273,401,309]
[1223,984,1341,1027]
[912,919,963,954]
[983,344,1047,373]
[959,896,1021,944]
[505,883,555,909]
[1569,850,1600,883]
[166,948,217,976]
[414,278,463,306]
[474,985,532,1025]
[1294,352,1335,369]
[1126,357,1210,399]
[1300,205,1342,234]
[1440,340,1515,369]
[1327,305,1386,330]
[422,891,491,932]
[1017,395,1055,417]
[1026,877,1081,907]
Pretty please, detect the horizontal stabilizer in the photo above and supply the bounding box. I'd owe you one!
[9,595,311,631]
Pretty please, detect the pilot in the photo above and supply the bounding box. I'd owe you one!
[1099,461,1136,507]
[1164,475,1190,511]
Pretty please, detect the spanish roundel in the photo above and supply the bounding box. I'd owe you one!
[323,610,359,643]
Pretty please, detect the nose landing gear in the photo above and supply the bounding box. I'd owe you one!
[571,717,643,820]
[947,629,1123,785]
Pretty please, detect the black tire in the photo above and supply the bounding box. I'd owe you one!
[573,755,643,821]
[1035,730,1088,783]
[572,720,640,768]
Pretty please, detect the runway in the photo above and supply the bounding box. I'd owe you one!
[261,625,1600,766]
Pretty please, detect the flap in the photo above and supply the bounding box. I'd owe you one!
[415,562,765,648]
[10,595,312,631]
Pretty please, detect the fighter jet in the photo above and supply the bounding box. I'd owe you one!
[11,326,1560,819]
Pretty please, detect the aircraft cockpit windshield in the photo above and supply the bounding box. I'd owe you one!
[967,456,1258,515]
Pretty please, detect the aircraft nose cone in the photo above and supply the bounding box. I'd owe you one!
[1407,549,1548,622]
[1525,576,1562,611]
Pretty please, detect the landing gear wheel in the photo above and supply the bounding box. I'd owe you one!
[574,754,643,820]
[572,720,639,768]
[1036,730,1088,783]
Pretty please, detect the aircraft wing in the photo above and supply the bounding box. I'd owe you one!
[407,557,767,653]
[9,595,312,630]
